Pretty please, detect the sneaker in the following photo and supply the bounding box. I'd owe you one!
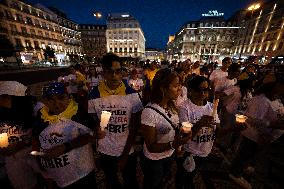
[229,174,252,189]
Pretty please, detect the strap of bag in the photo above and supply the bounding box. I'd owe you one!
[145,105,179,132]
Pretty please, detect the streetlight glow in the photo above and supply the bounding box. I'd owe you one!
[93,12,102,18]
[247,3,261,11]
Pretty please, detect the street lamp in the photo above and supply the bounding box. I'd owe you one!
[239,3,261,59]
[93,12,102,19]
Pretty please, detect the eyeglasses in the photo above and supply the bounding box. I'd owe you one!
[104,68,122,75]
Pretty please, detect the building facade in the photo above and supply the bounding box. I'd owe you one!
[106,13,145,58]
[166,10,239,63]
[79,24,106,60]
[0,0,82,64]
[232,0,284,63]
[144,48,164,62]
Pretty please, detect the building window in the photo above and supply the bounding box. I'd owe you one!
[30,29,36,35]
[38,31,43,36]
[21,27,27,34]
[15,38,22,48]
[45,32,49,38]
[26,17,33,25]
[10,24,17,32]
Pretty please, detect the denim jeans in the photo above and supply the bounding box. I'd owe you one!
[229,137,258,177]
[99,153,138,189]
[141,154,174,189]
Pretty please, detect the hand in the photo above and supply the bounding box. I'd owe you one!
[234,122,249,131]
[42,145,65,159]
[118,155,128,171]
[173,132,192,148]
[96,130,106,139]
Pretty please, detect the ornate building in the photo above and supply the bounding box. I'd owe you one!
[0,0,82,64]
[232,0,284,63]
[79,24,106,60]
[166,10,239,63]
[106,13,145,58]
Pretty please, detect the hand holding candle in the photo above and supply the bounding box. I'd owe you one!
[100,111,112,131]
[235,114,248,123]
[0,133,9,148]
[181,122,193,134]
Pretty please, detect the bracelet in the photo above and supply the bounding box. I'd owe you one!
[63,142,72,153]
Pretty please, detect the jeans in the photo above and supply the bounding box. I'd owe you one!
[176,152,207,189]
[63,171,97,189]
[99,153,138,189]
[229,137,258,177]
[141,154,174,189]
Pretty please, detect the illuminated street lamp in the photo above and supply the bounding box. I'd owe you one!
[248,3,261,11]
[239,3,261,59]
[93,12,102,19]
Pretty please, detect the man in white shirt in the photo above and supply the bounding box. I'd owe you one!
[209,57,232,91]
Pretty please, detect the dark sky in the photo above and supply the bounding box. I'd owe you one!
[27,0,255,49]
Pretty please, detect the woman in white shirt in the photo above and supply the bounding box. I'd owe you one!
[141,69,191,189]
[177,76,220,189]
[86,65,102,88]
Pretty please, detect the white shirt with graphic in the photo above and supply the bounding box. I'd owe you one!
[223,85,242,114]
[142,103,179,160]
[241,94,277,143]
[88,93,143,157]
[209,69,228,91]
[179,99,220,157]
[39,119,95,188]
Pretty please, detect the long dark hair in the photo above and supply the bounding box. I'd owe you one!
[88,65,98,78]
[150,68,179,112]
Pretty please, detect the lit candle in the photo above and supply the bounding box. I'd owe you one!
[30,151,45,156]
[235,114,248,123]
[181,122,193,134]
[100,111,112,130]
[0,133,9,148]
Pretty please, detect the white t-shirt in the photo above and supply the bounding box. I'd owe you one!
[141,103,179,160]
[242,94,277,143]
[39,119,95,188]
[209,69,228,82]
[214,77,236,92]
[209,69,228,91]
[223,85,242,114]
[128,78,144,91]
[179,99,220,157]
[87,75,102,87]
[88,93,143,157]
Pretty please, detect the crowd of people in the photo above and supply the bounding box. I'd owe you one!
[0,53,284,189]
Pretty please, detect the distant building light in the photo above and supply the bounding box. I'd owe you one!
[121,14,130,17]
[202,10,224,17]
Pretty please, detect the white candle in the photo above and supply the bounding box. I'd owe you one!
[100,111,112,130]
[211,98,219,117]
[181,122,193,134]
[0,133,9,148]
[235,114,248,123]
[30,151,45,156]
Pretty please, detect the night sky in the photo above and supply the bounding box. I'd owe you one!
[27,0,255,49]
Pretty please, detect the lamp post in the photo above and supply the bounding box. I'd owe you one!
[238,3,261,59]
[93,12,102,19]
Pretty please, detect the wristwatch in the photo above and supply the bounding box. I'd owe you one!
[169,141,175,150]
